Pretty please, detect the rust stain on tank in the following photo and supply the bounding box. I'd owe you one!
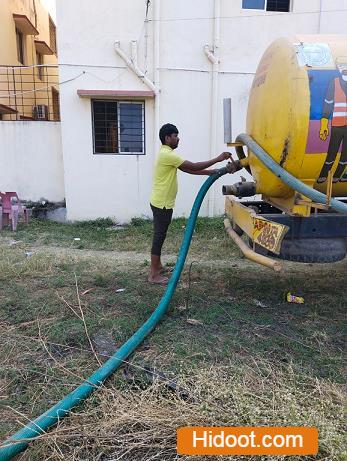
[280,138,290,167]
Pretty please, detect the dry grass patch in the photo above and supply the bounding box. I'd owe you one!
[21,362,345,461]
[0,226,346,461]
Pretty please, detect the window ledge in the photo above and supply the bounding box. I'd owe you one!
[0,104,18,115]
[13,14,39,35]
[77,89,155,99]
[35,40,54,55]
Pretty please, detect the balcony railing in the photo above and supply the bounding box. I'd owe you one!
[0,65,60,121]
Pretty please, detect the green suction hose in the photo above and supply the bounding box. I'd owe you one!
[0,167,229,461]
[236,133,347,214]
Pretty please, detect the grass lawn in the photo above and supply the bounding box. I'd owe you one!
[0,218,345,460]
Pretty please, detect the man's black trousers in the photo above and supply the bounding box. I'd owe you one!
[150,204,173,256]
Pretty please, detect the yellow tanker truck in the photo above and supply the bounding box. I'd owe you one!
[223,35,347,271]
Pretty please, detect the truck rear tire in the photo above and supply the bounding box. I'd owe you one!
[279,238,346,263]
[248,238,346,263]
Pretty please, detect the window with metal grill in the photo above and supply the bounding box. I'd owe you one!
[52,88,60,121]
[92,100,145,155]
[266,0,290,11]
[242,0,290,11]
[16,27,25,64]
[36,52,44,80]
[49,17,57,54]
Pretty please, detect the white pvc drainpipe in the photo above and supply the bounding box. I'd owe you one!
[204,0,220,217]
[114,0,160,164]
[114,41,157,94]
[153,0,161,159]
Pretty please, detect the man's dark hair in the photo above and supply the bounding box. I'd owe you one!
[159,123,178,144]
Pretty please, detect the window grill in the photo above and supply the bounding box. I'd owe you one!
[92,100,145,155]
[49,17,57,55]
[0,65,60,121]
[16,28,25,65]
[266,0,290,11]
[52,87,60,121]
[36,52,44,80]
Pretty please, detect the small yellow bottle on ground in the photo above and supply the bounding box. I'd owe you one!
[286,292,305,304]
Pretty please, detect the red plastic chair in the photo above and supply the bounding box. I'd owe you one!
[0,192,29,231]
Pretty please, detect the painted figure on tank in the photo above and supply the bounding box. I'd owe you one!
[318,58,347,183]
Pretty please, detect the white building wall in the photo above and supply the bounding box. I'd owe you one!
[0,121,64,202]
[56,0,347,222]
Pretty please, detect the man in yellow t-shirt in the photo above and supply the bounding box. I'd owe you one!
[149,123,232,285]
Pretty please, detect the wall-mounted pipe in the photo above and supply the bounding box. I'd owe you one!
[131,40,138,65]
[236,133,347,214]
[114,41,158,94]
[153,0,161,158]
[115,16,161,164]
[0,167,230,461]
[204,0,221,218]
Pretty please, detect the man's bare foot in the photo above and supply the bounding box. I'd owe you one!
[148,274,169,285]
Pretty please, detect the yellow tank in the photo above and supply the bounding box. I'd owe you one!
[224,35,347,266]
[247,35,347,201]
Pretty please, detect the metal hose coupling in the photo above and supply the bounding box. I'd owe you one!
[217,159,243,177]
[222,181,256,198]
[216,166,229,176]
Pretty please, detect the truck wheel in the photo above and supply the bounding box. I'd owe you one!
[279,238,346,263]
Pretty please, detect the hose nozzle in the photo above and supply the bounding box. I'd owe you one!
[222,181,256,198]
